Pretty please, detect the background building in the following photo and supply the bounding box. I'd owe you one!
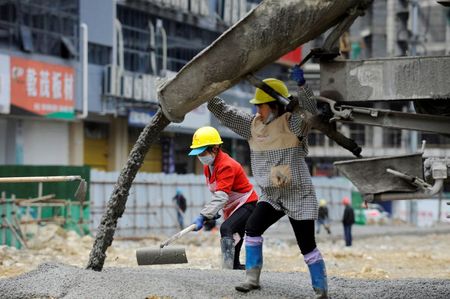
[0,0,80,166]
[0,0,449,178]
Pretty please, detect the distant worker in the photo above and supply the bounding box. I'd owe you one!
[189,126,258,270]
[317,199,331,235]
[173,189,187,230]
[342,196,355,246]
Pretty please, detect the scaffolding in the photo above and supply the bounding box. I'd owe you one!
[0,176,88,249]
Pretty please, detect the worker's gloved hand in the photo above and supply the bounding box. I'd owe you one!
[192,215,205,231]
[210,213,221,220]
[290,65,305,86]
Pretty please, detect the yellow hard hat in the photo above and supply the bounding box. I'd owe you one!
[249,78,290,105]
[189,126,223,155]
[319,199,327,207]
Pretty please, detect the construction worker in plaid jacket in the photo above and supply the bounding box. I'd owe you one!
[207,66,328,298]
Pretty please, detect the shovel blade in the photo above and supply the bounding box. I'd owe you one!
[136,246,188,265]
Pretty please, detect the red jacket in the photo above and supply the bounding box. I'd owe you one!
[203,150,258,219]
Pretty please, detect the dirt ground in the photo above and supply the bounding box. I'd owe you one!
[1,223,449,280]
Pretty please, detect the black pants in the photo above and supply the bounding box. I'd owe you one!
[343,224,352,246]
[245,201,317,255]
[220,202,257,267]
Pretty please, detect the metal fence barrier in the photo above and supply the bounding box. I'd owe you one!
[90,171,353,237]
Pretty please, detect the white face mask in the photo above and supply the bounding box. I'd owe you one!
[264,112,276,124]
[198,154,215,165]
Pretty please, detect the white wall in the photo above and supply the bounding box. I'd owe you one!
[80,0,115,47]
[392,199,450,227]
[22,119,70,165]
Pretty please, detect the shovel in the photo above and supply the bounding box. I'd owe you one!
[136,223,196,265]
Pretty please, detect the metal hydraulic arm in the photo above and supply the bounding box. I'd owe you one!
[315,96,450,135]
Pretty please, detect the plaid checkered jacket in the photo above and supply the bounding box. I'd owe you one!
[207,86,319,220]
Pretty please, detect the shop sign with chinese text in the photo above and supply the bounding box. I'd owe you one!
[10,56,75,119]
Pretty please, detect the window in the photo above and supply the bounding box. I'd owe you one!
[88,43,112,66]
[0,0,79,58]
[117,4,220,73]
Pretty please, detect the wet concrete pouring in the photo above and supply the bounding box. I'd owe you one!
[87,109,170,271]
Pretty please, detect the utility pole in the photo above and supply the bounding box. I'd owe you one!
[446,8,450,54]
[395,0,410,56]
[410,0,419,56]
[409,0,419,155]
[409,0,420,226]
[386,0,396,56]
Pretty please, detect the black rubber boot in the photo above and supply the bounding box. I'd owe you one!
[235,263,245,270]
[233,236,245,270]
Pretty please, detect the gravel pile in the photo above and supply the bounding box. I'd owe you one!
[1,262,449,299]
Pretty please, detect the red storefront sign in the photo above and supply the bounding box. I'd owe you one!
[10,56,75,119]
[277,47,302,66]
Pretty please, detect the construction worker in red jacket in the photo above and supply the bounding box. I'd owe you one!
[190,126,259,270]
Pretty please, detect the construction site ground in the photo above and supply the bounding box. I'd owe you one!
[1,220,449,298]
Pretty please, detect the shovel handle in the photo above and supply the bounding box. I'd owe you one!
[160,224,196,248]
[0,176,82,183]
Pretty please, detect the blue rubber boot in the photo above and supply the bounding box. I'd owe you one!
[235,236,263,292]
[307,259,328,299]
